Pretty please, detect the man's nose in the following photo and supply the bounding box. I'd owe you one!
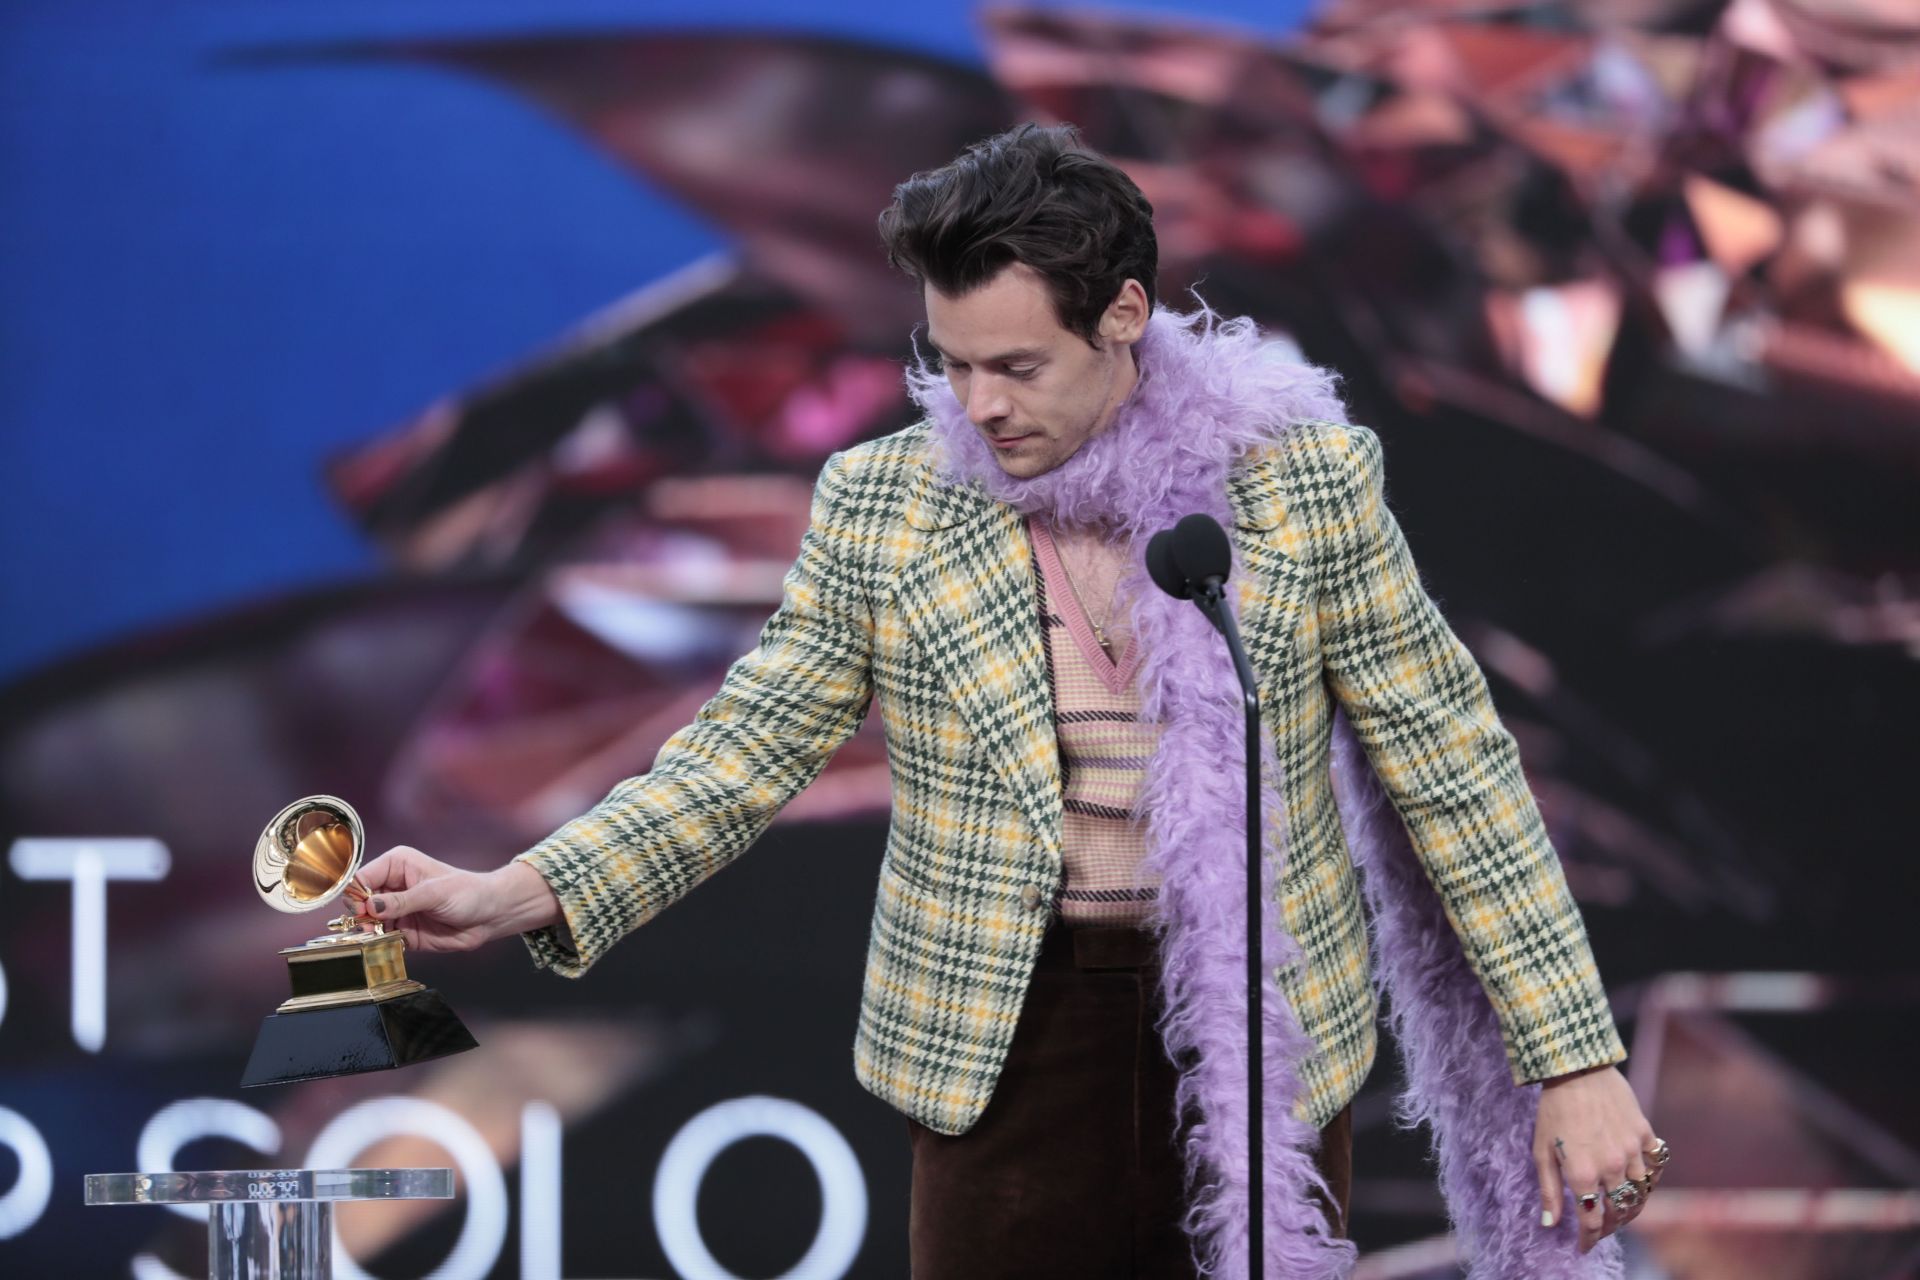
[966,378,1009,427]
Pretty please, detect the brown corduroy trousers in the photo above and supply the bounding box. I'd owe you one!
[905,921,1353,1279]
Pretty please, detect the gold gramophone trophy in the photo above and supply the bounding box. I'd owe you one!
[241,796,477,1087]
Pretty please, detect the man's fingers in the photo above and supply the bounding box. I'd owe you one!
[356,846,424,892]
[1577,1147,1649,1247]
[1536,1148,1564,1228]
[368,874,449,922]
[1567,1163,1604,1253]
[1620,1147,1652,1225]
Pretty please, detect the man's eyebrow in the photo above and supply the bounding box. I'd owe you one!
[925,337,1048,364]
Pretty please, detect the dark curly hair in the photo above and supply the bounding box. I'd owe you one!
[877,122,1158,346]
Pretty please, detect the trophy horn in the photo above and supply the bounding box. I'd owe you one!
[254,795,373,927]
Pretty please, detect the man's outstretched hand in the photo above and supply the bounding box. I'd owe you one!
[356,847,562,954]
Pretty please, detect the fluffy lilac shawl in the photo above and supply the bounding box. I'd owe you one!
[908,305,1622,1278]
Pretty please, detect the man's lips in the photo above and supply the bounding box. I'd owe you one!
[987,432,1034,449]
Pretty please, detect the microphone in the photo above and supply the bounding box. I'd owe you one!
[1145,509,1268,1277]
[1169,513,1232,597]
[1145,528,1190,600]
[1148,513,1234,622]
[1146,513,1232,600]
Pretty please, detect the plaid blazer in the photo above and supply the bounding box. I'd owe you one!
[515,419,1626,1135]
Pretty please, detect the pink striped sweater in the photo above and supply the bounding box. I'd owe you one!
[1029,516,1162,927]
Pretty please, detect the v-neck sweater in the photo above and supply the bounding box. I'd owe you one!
[1029,516,1162,926]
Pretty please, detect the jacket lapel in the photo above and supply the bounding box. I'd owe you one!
[896,465,1063,869]
[1227,451,1314,673]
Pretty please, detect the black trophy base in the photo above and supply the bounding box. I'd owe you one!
[241,988,478,1087]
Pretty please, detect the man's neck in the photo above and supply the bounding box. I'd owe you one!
[1094,343,1141,438]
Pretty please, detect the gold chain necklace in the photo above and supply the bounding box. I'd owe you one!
[1052,526,1120,651]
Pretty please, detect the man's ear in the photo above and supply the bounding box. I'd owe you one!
[1100,278,1151,345]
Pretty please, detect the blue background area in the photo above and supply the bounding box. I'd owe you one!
[0,0,1313,680]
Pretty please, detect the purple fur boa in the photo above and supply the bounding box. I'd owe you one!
[908,304,1622,1278]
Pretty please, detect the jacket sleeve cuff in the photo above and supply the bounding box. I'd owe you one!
[1517,1037,1629,1088]
[1499,971,1630,1086]
[510,844,590,979]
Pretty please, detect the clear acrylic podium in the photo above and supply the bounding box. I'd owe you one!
[85,1167,454,1279]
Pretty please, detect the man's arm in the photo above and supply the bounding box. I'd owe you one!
[1315,423,1626,1085]
[511,449,877,976]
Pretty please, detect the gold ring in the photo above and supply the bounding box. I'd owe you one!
[1646,1138,1672,1168]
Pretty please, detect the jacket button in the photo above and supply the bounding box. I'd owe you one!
[1020,884,1043,911]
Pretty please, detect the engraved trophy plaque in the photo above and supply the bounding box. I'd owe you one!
[241,796,477,1087]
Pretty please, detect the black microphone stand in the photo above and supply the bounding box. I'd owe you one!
[1149,516,1266,1279]
[1188,578,1266,1280]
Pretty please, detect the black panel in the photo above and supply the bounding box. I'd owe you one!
[240,989,478,1088]
[284,953,367,1000]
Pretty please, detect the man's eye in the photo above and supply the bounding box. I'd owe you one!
[1008,366,1037,379]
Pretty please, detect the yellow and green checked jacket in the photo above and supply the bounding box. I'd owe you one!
[515,419,1626,1135]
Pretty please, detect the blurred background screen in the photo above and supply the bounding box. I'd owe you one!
[2,1,1916,1276]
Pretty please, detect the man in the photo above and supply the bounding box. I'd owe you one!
[359,123,1664,1276]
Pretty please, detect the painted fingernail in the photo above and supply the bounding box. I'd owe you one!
[371,898,387,915]
[1542,1210,1555,1227]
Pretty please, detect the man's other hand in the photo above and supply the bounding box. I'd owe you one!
[357,847,562,953]
[1533,1063,1660,1253]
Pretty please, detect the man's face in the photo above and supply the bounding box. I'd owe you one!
[924,264,1148,478]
